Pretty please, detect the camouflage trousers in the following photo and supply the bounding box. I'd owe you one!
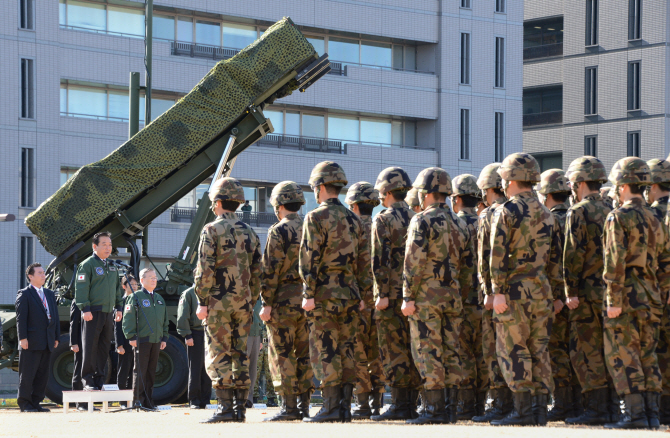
[204,303,251,389]
[307,299,359,388]
[409,305,462,390]
[604,310,662,396]
[659,305,670,396]
[355,307,386,394]
[266,303,314,396]
[375,299,422,389]
[569,300,609,392]
[549,305,573,388]
[494,298,554,395]
[459,304,488,391]
[482,308,507,389]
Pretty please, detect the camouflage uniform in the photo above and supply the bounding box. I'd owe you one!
[300,161,369,423]
[489,153,563,426]
[404,167,473,424]
[261,182,312,421]
[602,158,670,430]
[194,177,262,423]
[255,326,278,405]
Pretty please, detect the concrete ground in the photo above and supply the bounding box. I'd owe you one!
[0,406,668,437]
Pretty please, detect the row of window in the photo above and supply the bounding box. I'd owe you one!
[582,132,641,158]
[460,0,506,13]
[458,110,506,162]
[584,61,641,115]
[460,34,506,88]
[586,0,642,46]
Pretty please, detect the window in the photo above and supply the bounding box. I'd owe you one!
[20,236,34,289]
[223,23,256,49]
[64,0,106,31]
[586,0,598,46]
[392,45,416,71]
[361,41,392,69]
[196,20,220,46]
[628,0,642,40]
[20,147,35,208]
[328,115,359,143]
[496,0,506,13]
[19,0,34,30]
[495,112,504,162]
[495,37,505,88]
[302,114,325,138]
[60,166,78,186]
[584,136,597,156]
[153,15,175,40]
[328,37,360,67]
[177,17,193,43]
[523,86,563,126]
[628,61,640,111]
[307,37,325,55]
[627,131,640,157]
[20,58,34,119]
[361,119,392,146]
[523,18,564,59]
[460,33,470,85]
[460,109,470,160]
[532,152,563,172]
[461,0,471,9]
[108,6,144,38]
[585,67,597,115]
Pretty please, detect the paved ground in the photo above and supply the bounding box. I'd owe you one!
[0,406,668,437]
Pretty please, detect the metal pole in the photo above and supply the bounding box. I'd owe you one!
[208,129,238,191]
[145,0,152,124]
[129,72,140,139]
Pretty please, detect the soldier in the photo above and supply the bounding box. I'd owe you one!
[406,188,422,214]
[562,156,614,425]
[488,153,563,426]
[369,167,422,421]
[603,157,670,429]
[299,161,370,423]
[536,169,577,421]
[254,326,278,407]
[471,163,513,424]
[344,182,386,419]
[194,177,262,424]
[258,181,314,421]
[450,174,487,420]
[115,276,138,396]
[402,167,472,424]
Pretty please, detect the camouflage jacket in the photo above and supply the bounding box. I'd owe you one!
[299,198,370,302]
[651,196,669,221]
[477,196,506,302]
[260,213,304,308]
[360,215,375,308]
[604,197,670,312]
[372,201,414,301]
[457,207,479,305]
[490,191,563,301]
[563,193,611,302]
[194,212,262,308]
[403,202,472,316]
[551,203,569,233]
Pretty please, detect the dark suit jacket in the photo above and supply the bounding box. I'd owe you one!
[15,286,61,352]
[69,299,82,348]
[114,319,130,350]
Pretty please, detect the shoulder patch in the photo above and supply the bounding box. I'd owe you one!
[109,265,117,271]
[77,274,86,282]
[95,267,104,276]
[157,300,164,305]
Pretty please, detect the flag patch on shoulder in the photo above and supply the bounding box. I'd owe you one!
[125,305,131,311]
[77,274,86,282]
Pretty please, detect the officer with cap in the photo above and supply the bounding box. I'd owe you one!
[300,162,370,423]
[195,177,262,423]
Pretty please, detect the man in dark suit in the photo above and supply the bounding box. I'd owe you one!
[15,262,61,412]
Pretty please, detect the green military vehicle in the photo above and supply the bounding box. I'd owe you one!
[0,17,329,405]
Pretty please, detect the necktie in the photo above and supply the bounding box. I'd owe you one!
[39,289,51,320]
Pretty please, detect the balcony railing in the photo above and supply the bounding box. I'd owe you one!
[523,43,563,60]
[171,207,197,223]
[256,133,345,154]
[523,111,563,127]
[171,41,240,61]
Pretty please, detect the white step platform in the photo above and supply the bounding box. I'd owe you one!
[62,390,134,413]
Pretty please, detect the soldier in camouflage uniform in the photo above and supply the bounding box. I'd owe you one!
[194,177,262,424]
[561,156,614,426]
[299,161,370,423]
[471,163,513,424]
[488,153,563,426]
[254,326,278,407]
[406,188,422,214]
[402,167,473,424]
[603,157,670,429]
[258,181,313,421]
[369,167,422,421]
[450,174,487,420]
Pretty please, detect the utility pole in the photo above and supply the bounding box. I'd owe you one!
[145,0,152,125]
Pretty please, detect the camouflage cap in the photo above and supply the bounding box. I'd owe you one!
[647,158,670,184]
[565,156,607,183]
[269,181,305,208]
[537,169,570,195]
[345,182,380,206]
[374,167,412,194]
[308,161,347,188]
[608,157,651,186]
[477,163,502,190]
[406,188,421,208]
[452,174,481,197]
[497,153,541,183]
[413,167,452,195]
[209,177,245,203]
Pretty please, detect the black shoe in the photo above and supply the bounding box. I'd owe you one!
[234,389,249,422]
[200,389,236,423]
[472,388,513,423]
[264,394,301,421]
[352,391,372,420]
[244,400,253,409]
[547,386,572,422]
[406,389,450,425]
[659,395,670,425]
[604,393,649,429]
[491,391,534,426]
[571,384,584,418]
[370,392,383,416]
[409,389,420,419]
[340,384,354,423]
[565,387,610,425]
[643,392,660,429]
[298,390,313,419]
[532,393,549,425]
[370,387,413,421]
[303,386,342,423]
[22,408,39,413]
[35,406,50,413]
[457,388,476,421]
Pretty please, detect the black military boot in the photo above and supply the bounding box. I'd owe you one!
[457,388,476,421]
[200,389,235,423]
[264,393,301,421]
[659,395,670,425]
[234,389,249,422]
[643,391,660,429]
[409,389,420,419]
[532,393,549,426]
[352,392,372,420]
[340,384,353,423]
[475,390,487,417]
[370,392,383,416]
[370,387,412,421]
[445,388,459,424]
[472,387,513,423]
[297,389,313,419]
[406,389,450,424]
[491,391,534,426]
[604,393,649,429]
[547,386,572,422]
[303,386,341,423]
[571,385,584,418]
[565,387,609,425]
[609,386,622,422]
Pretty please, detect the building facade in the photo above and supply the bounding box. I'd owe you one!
[1,0,522,303]
[523,0,669,172]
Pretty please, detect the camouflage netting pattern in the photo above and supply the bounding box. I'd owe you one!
[26,18,316,256]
